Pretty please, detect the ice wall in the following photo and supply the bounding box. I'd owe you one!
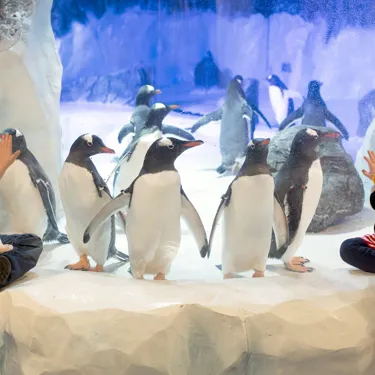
[57,9,375,105]
[0,0,63,217]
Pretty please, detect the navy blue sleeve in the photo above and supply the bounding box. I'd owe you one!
[0,233,43,288]
[370,186,375,210]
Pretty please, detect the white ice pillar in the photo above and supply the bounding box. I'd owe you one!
[0,0,63,217]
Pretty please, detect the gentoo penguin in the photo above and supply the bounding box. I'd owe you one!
[266,74,299,125]
[111,103,178,196]
[279,80,350,140]
[189,75,271,175]
[0,128,69,243]
[270,128,341,272]
[83,137,209,280]
[117,85,194,144]
[209,138,275,279]
[59,134,128,272]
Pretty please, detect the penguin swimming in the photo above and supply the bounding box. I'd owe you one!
[209,138,275,279]
[0,128,69,244]
[270,127,341,272]
[83,137,209,280]
[266,74,300,125]
[279,80,350,140]
[189,75,271,175]
[117,85,194,144]
[59,134,128,272]
[112,103,178,196]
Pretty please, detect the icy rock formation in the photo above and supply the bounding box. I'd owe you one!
[1,269,375,374]
[268,125,364,232]
[355,118,375,205]
[0,0,63,217]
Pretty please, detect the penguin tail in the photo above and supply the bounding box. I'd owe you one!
[215,264,222,271]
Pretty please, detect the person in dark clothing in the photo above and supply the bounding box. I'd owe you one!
[0,133,43,289]
[340,150,375,273]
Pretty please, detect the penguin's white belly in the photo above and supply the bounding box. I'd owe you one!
[222,175,274,273]
[114,131,162,196]
[283,159,323,261]
[126,171,181,277]
[59,163,112,265]
[0,160,47,237]
[269,86,288,124]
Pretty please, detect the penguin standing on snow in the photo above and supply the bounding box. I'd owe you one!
[0,128,69,244]
[209,138,276,279]
[279,80,350,140]
[59,134,128,272]
[111,103,179,196]
[266,74,299,125]
[270,128,341,272]
[84,137,209,280]
[117,85,194,144]
[189,75,271,175]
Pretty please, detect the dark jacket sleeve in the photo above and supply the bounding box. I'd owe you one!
[0,233,43,288]
[370,185,375,210]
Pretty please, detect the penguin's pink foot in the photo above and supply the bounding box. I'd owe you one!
[252,270,265,278]
[292,256,310,265]
[89,265,104,272]
[223,272,242,279]
[154,273,166,280]
[65,255,90,271]
[285,262,314,273]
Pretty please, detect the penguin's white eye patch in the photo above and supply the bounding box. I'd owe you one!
[158,137,173,147]
[306,128,318,138]
[145,85,154,92]
[15,129,22,137]
[153,103,166,110]
[83,134,93,144]
[248,140,255,149]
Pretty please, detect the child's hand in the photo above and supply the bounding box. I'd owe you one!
[362,150,375,181]
[0,134,21,179]
[0,244,13,254]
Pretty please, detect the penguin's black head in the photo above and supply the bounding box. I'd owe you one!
[143,137,204,172]
[228,75,246,100]
[69,134,115,159]
[136,85,161,106]
[308,80,323,96]
[145,103,179,130]
[2,128,27,154]
[245,138,270,163]
[233,75,244,85]
[290,128,329,159]
[266,74,287,90]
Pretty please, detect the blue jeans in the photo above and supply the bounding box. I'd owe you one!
[340,237,375,273]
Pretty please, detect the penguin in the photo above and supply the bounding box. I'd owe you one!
[189,75,271,175]
[111,103,178,196]
[59,134,128,272]
[209,138,275,279]
[266,74,299,125]
[83,137,209,280]
[0,128,69,244]
[117,85,194,144]
[279,80,350,140]
[270,127,341,272]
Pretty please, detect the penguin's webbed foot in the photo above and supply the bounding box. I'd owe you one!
[292,256,310,265]
[252,270,265,278]
[223,272,243,279]
[154,273,166,280]
[89,265,104,273]
[285,262,314,273]
[65,255,90,271]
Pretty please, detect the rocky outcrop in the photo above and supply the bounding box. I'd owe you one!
[268,125,364,232]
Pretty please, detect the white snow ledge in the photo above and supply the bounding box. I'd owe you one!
[1,269,375,374]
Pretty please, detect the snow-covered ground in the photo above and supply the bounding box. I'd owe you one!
[36,102,373,281]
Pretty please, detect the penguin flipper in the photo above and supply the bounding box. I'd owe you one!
[324,109,349,140]
[83,192,131,244]
[162,124,195,140]
[118,122,135,144]
[279,107,304,131]
[180,188,209,258]
[247,103,272,129]
[189,108,223,133]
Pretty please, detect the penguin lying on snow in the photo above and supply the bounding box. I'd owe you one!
[188,75,271,175]
[209,138,278,279]
[266,74,301,125]
[111,103,179,196]
[279,80,350,140]
[270,127,341,272]
[0,128,69,244]
[117,85,194,144]
[59,134,128,272]
[84,137,209,280]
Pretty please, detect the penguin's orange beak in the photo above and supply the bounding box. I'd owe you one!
[169,104,179,110]
[182,140,204,149]
[325,132,340,139]
[155,89,162,94]
[260,139,270,145]
[100,147,115,154]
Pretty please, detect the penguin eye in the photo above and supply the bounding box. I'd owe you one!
[167,144,175,150]
[87,141,93,147]
[314,135,318,140]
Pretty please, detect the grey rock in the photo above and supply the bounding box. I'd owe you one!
[268,125,365,232]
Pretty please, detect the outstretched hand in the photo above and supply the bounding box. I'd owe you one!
[0,133,20,179]
[362,150,375,181]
